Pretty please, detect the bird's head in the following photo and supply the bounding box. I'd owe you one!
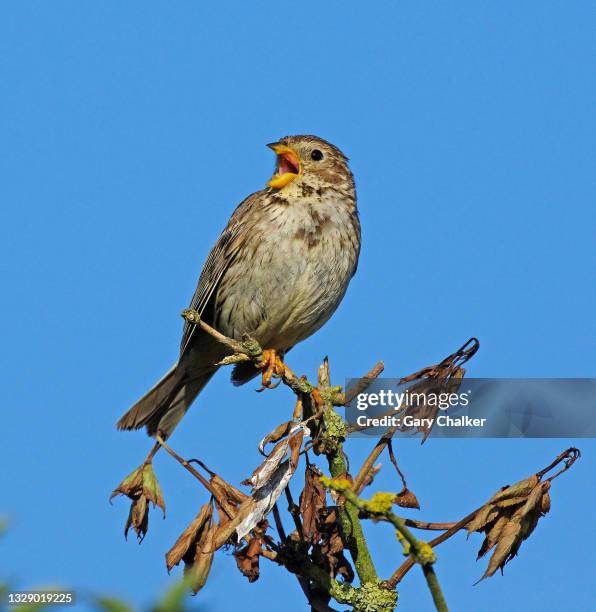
[267,135,353,194]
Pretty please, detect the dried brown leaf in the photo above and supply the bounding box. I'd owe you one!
[466,504,500,534]
[124,495,148,541]
[258,421,293,455]
[482,514,523,579]
[211,474,247,505]
[473,479,553,581]
[299,465,327,542]
[242,424,306,492]
[111,462,165,541]
[242,436,290,490]
[495,496,529,509]
[394,487,420,510]
[186,521,216,594]
[519,480,545,517]
[312,507,355,583]
[288,429,304,469]
[234,537,263,583]
[476,514,509,559]
[491,475,540,504]
[165,503,212,572]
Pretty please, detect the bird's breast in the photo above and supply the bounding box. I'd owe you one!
[214,194,360,348]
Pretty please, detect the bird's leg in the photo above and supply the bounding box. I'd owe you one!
[258,349,286,389]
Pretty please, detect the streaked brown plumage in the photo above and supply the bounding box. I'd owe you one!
[117,135,360,438]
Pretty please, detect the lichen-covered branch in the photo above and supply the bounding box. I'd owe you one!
[321,478,447,612]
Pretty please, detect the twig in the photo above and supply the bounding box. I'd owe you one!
[352,426,397,493]
[537,447,581,482]
[156,436,233,518]
[272,503,287,542]
[181,309,250,356]
[403,519,460,531]
[143,441,161,464]
[285,486,305,542]
[341,361,385,405]
[271,503,316,607]
[388,507,483,587]
[386,440,408,490]
[423,564,449,612]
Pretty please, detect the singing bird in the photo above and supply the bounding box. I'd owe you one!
[117,135,360,438]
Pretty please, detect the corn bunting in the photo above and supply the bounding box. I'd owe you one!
[117,135,360,438]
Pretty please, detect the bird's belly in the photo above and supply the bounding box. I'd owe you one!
[215,220,356,349]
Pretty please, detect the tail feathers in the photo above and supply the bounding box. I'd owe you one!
[117,364,181,432]
[144,373,213,437]
[116,364,215,438]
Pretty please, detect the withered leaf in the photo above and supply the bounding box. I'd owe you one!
[394,487,420,510]
[491,475,540,504]
[234,537,263,583]
[471,478,552,581]
[242,437,290,491]
[397,376,465,443]
[210,474,246,530]
[312,506,355,583]
[476,514,509,559]
[125,496,148,541]
[495,496,530,509]
[288,428,304,469]
[110,462,166,542]
[211,474,247,505]
[236,458,297,541]
[186,521,216,594]
[299,465,327,542]
[258,421,293,455]
[482,511,524,579]
[165,503,212,572]
[466,503,501,535]
[242,424,306,492]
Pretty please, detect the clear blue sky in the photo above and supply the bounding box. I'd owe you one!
[1,2,594,611]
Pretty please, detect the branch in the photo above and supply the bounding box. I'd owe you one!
[181,309,258,358]
[322,478,448,612]
[156,436,233,520]
[388,507,481,587]
[315,362,381,586]
[353,425,397,493]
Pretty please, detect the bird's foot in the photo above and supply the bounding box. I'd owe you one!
[257,349,286,390]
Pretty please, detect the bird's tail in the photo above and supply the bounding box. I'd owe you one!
[116,364,215,438]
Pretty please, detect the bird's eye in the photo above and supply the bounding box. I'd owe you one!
[310,149,324,161]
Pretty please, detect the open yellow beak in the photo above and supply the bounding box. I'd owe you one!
[267,143,301,189]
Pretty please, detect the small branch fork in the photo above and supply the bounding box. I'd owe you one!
[322,479,448,612]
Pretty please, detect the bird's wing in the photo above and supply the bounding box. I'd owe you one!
[179,190,265,357]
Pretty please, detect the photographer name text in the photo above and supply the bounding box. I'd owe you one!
[354,414,487,428]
